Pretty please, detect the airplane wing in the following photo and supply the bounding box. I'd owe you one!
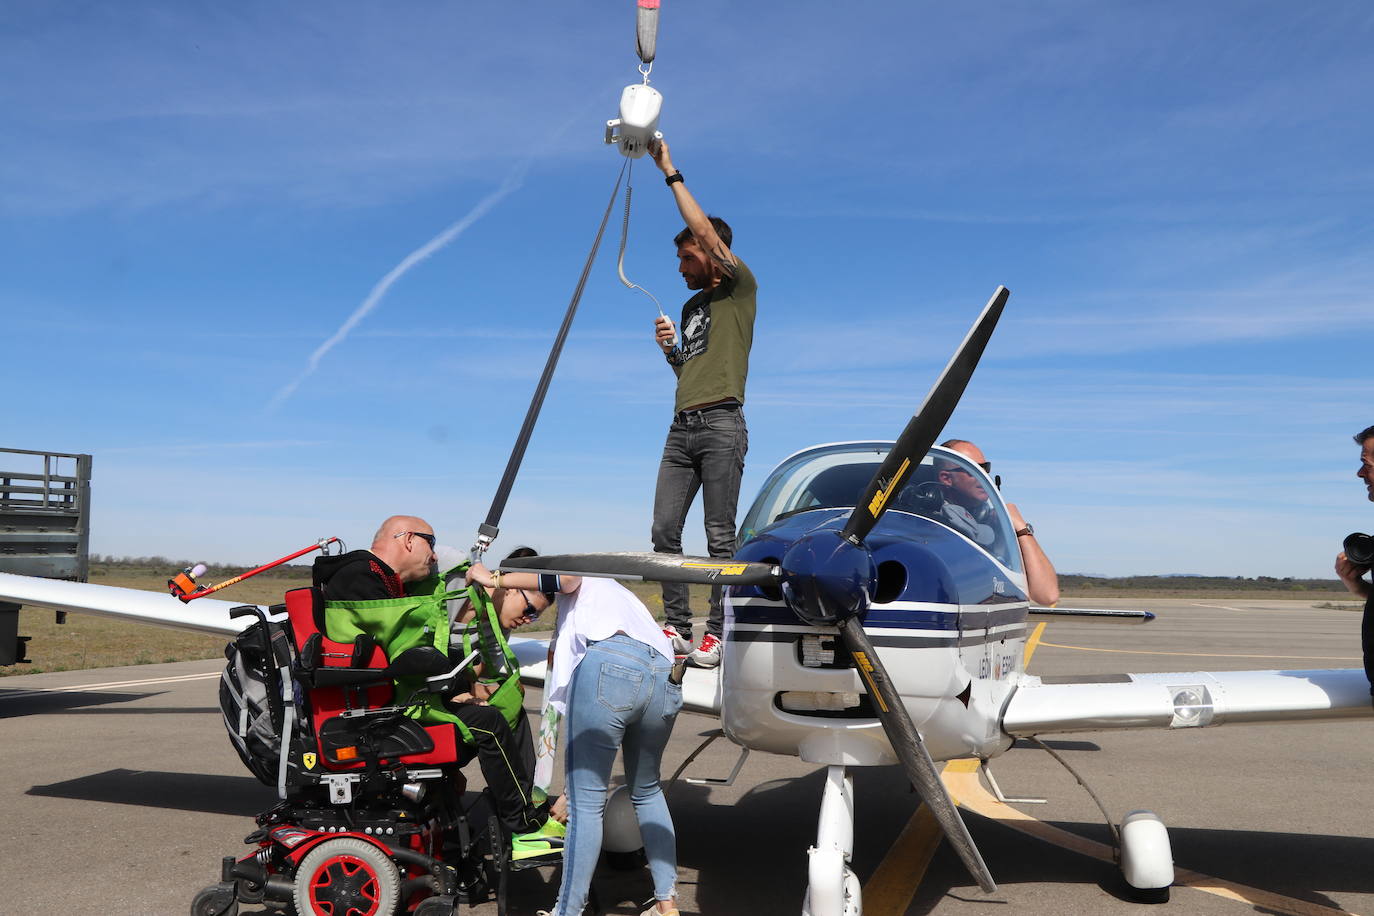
[1027,606,1154,624]
[0,571,250,636]
[0,572,728,717]
[1002,668,1373,735]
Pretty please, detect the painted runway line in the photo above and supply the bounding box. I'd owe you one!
[0,670,219,702]
[944,765,1363,916]
[859,619,1364,915]
[861,623,1049,914]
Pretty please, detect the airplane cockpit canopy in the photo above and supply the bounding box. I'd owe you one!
[738,442,1022,570]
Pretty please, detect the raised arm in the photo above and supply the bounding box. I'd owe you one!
[466,562,582,596]
[650,138,736,277]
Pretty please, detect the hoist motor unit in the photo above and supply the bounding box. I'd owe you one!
[605,84,663,159]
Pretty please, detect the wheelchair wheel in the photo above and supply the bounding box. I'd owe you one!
[292,836,400,916]
[413,896,457,916]
[190,884,239,916]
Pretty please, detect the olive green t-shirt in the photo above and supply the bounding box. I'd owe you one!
[667,257,757,412]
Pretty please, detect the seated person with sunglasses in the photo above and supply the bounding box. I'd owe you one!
[940,439,1059,607]
[314,514,440,600]
[314,518,565,860]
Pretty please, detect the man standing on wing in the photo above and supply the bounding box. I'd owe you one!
[648,138,756,669]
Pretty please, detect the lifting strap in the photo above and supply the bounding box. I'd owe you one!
[473,159,629,558]
[636,0,660,65]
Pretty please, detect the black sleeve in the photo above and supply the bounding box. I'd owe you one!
[321,560,393,601]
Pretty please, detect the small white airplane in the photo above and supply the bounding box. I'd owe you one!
[1,286,1369,916]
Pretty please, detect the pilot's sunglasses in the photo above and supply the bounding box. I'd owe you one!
[949,463,992,475]
[394,531,437,549]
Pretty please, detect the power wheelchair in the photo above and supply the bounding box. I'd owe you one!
[192,585,519,916]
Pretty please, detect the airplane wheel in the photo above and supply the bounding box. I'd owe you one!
[1119,809,1173,905]
[190,883,239,916]
[801,867,861,916]
[1129,885,1171,904]
[292,836,400,916]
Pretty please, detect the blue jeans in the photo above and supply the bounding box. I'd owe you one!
[651,406,748,639]
[551,634,684,915]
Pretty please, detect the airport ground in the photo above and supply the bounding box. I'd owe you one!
[2,596,1372,915]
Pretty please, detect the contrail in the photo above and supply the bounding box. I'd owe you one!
[266,164,527,412]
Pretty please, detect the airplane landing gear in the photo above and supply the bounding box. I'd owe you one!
[802,765,860,916]
[1017,737,1175,900]
[1119,810,1173,902]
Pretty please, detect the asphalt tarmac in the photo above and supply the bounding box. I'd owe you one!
[1,597,1371,916]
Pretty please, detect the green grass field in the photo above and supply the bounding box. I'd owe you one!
[1,568,705,676]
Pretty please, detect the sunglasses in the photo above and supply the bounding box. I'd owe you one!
[394,530,437,549]
[518,590,545,622]
[943,463,991,476]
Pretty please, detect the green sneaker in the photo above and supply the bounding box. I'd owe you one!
[533,816,566,839]
[511,830,564,861]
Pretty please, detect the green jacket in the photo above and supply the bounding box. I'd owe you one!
[323,562,525,740]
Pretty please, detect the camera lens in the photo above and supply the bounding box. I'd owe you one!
[1344,532,1374,567]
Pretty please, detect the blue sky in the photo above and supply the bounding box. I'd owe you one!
[4,2,1373,578]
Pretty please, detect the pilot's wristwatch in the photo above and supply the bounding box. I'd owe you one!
[1015,524,1034,538]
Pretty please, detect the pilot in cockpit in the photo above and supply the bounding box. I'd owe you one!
[933,456,998,548]
[942,439,1060,606]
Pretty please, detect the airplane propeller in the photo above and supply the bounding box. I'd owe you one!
[503,286,1009,893]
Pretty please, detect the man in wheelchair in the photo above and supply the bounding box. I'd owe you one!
[198,516,567,916]
[312,515,565,862]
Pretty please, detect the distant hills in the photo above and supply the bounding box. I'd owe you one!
[1061,574,1348,595]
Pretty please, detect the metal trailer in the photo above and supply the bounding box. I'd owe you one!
[0,448,92,665]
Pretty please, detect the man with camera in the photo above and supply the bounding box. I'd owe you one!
[1335,424,1374,699]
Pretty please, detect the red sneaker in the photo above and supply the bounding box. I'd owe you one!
[690,632,722,668]
[663,626,691,656]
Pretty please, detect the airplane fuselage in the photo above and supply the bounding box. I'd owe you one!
[724,507,1028,765]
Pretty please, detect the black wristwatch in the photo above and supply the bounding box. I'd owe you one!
[665,171,684,186]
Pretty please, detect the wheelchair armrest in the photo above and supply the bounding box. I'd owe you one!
[384,645,453,678]
[419,648,481,696]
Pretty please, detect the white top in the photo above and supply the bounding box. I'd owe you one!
[546,576,674,715]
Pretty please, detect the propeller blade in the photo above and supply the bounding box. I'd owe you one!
[840,286,1009,546]
[500,551,781,587]
[835,615,997,893]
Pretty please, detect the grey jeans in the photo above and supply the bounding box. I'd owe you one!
[650,406,748,639]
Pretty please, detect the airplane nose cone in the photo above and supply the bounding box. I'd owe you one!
[780,530,875,626]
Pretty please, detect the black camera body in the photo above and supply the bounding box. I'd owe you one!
[1345,532,1374,567]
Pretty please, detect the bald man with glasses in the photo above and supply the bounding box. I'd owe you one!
[313,514,438,600]
[941,439,1060,607]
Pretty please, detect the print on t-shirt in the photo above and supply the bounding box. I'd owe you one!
[680,301,711,361]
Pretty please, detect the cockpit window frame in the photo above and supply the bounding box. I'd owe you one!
[737,442,1022,571]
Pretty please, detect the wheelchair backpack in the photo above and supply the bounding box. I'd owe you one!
[219,612,297,790]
